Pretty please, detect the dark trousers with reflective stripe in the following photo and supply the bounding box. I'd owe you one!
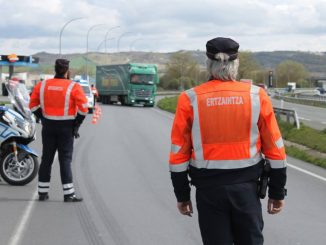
[38,120,74,195]
[196,181,264,245]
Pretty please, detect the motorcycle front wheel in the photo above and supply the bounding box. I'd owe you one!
[0,151,39,185]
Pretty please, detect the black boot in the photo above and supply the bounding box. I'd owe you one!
[39,194,49,201]
[64,195,83,202]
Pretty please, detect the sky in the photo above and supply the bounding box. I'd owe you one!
[1,0,326,55]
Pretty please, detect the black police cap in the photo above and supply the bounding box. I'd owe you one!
[206,37,239,61]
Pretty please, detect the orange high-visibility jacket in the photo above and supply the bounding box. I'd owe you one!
[169,80,287,172]
[29,78,88,120]
[91,87,99,97]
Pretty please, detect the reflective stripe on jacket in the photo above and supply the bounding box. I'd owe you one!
[29,78,88,120]
[169,80,287,172]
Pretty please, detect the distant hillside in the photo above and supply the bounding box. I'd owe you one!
[253,51,326,77]
[33,50,326,77]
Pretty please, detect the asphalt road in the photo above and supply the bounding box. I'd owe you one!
[271,97,326,130]
[0,104,325,245]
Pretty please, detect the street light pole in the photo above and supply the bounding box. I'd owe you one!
[129,38,143,52]
[104,26,120,63]
[97,38,115,52]
[59,17,85,56]
[86,24,106,80]
[104,26,120,54]
[117,32,134,53]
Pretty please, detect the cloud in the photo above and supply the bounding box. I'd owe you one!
[1,0,326,54]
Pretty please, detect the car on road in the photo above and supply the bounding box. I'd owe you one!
[75,79,94,113]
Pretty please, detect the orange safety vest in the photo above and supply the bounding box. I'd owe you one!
[91,87,99,97]
[169,80,287,172]
[29,78,88,120]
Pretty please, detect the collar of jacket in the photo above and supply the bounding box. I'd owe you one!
[54,74,67,79]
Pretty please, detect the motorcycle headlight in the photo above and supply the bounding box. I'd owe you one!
[24,122,31,135]
[15,119,31,136]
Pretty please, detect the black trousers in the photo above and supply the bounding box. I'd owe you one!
[196,182,264,245]
[38,121,74,190]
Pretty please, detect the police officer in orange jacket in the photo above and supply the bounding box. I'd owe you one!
[91,84,98,105]
[169,37,287,244]
[30,59,88,202]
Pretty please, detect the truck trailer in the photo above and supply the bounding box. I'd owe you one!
[96,63,159,107]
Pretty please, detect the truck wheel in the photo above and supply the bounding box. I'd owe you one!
[103,96,108,104]
[107,96,113,104]
[120,96,127,106]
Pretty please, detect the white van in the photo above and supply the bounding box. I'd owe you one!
[75,79,94,113]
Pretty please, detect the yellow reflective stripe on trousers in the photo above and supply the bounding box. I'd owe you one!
[185,88,204,160]
[63,188,75,195]
[190,153,263,169]
[38,181,50,187]
[63,183,74,189]
[250,85,261,157]
[169,161,190,172]
[38,181,50,193]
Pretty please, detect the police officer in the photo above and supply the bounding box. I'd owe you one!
[30,59,88,202]
[90,84,98,106]
[169,37,287,244]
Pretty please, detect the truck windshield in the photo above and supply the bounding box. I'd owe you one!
[130,74,154,84]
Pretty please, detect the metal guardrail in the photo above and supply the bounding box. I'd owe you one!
[274,94,326,103]
[157,91,180,96]
[273,107,300,129]
[294,94,326,101]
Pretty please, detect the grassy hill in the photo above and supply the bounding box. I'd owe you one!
[30,50,326,77]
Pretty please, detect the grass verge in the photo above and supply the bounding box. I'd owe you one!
[278,120,326,153]
[157,96,178,113]
[157,96,326,169]
[286,146,326,169]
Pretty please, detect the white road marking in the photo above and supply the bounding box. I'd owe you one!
[298,117,311,121]
[288,163,326,182]
[152,107,174,120]
[7,191,38,245]
[8,153,58,245]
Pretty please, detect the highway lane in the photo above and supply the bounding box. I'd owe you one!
[271,97,326,130]
[0,104,325,245]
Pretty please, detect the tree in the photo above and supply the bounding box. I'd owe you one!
[275,60,309,87]
[238,51,262,83]
[160,51,201,90]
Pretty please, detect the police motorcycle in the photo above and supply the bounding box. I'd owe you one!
[0,80,38,185]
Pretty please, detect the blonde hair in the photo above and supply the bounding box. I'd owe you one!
[206,53,239,81]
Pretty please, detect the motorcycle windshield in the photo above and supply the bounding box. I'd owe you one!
[6,80,33,120]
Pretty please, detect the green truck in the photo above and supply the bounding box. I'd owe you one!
[96,63,159,107]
